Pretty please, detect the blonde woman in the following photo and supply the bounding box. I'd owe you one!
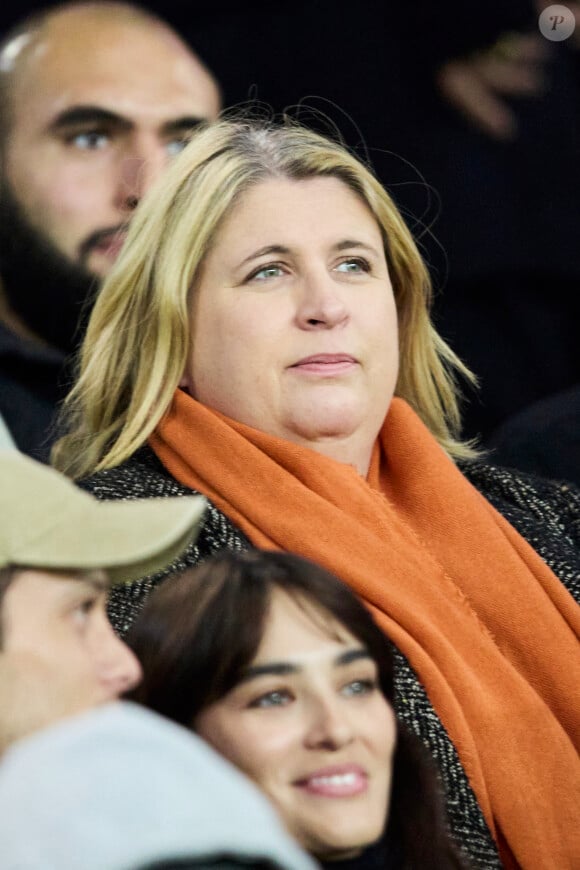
[54,117,580,870]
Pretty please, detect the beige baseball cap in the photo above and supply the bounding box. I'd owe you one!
[0,450,207,584]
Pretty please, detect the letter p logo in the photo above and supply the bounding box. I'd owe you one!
[539,4,576,40]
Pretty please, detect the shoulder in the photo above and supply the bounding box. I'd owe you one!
[79,446,192,501]
[463,460,580,536]
[462,460,580,601]
[80,448,252,636]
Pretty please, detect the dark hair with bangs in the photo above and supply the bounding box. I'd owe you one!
[127,550,465,870]
[127,549,395,723]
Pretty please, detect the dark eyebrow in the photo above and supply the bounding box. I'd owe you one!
[336,648,373,666]
[161,116,207,137]
[239,647,372,684]
[239,662,298,683]
[48,106,207,138]
[48,105,131,134]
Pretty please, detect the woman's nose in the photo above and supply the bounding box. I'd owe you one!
[303,697,355,751]
[295,270,350,330]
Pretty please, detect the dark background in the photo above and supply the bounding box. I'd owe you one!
[3,1,580,442]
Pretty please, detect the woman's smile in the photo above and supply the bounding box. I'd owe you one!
[293,763,368,798]
[195,588,396,861]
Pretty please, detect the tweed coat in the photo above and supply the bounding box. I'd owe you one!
[81,447,580,870]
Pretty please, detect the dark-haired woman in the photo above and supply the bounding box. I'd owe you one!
[127,550,466,870]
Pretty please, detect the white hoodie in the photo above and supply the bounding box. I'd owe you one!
[0,701,316,870]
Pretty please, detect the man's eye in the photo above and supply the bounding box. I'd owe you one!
[335,258,371,274]
[68,131,109,150]
[249,689,292,709]
[341,678,377,697]
[165,137,191,157]
[70,596,98,628]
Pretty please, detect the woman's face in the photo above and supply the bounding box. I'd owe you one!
[182,176,399,464]
[195,588,396,861]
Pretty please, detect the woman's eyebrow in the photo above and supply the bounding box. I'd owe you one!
[239,244,291,268]
[333,239,378,255]
[239,662,298,683]
[239,647,372,683]
[238,239,379,269]
[335,648,372,667]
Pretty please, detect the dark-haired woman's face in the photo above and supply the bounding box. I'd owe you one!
[195,588,395,861]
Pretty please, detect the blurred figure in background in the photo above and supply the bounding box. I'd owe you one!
[488,382,580,486]
[0,0,220,461]
[420,0,580,443]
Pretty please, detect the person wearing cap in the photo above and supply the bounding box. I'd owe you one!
[0,450,316,870]
[0,447,207,745]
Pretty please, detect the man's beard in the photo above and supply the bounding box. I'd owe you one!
[0,178,100,355]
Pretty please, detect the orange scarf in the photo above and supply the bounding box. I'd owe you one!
[151,390,580,870]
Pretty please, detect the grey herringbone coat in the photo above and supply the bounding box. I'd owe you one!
[81,448,580,870]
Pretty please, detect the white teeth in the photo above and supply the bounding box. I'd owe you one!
[310,772,358,787]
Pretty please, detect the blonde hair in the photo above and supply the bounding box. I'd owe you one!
[53,116,478,478]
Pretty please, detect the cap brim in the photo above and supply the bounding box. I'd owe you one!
[15,495,207,585]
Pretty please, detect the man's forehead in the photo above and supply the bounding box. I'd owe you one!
[9,13,218,131]
[11,568,109,591]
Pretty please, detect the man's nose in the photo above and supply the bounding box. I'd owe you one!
[114,137,168,213]
[99,632,143,697]
[303,696,355,751]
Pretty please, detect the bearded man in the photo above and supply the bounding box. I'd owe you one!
[0,1,220,460]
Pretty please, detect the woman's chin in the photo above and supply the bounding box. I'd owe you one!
[309,831,382,863]
[282,403,369,445]
[291,801,387,863]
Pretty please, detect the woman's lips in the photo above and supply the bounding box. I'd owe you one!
[295,764,368,797]
[290,354,358,375]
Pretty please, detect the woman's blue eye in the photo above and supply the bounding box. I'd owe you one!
[342,678,376,697]
[249,265,284,281]
[335,258,370,273]
[249,689,291,708]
